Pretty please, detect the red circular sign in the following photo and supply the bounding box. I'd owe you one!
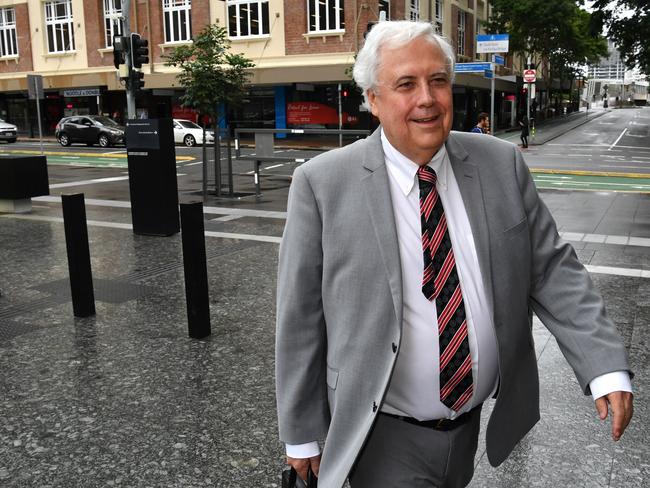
[523,69,536,83]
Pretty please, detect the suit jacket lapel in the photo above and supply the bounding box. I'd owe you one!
[446,134,496,319]
[361,130,404,329]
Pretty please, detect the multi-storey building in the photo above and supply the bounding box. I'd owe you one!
[0,0,520,136]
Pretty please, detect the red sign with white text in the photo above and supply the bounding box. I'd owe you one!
[287,102,358,125]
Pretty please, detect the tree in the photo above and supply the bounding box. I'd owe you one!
[592,0,650,76]
[487,0,607,115]
[165,25,254,197]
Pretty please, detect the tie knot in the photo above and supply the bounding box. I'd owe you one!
[417,165,437,190]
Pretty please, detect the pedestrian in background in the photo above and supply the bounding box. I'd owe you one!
[518,113,529,148]
[276,20,633,488]
[470,112,490,134]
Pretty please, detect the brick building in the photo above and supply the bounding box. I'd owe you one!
[0,0,521,136]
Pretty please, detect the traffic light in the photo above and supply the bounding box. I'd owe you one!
[130,70,145,91]
[113,36,127,69]
[130,33,149,69]
[342,89,348,97]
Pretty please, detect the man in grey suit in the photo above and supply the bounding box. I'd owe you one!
[275,21,633,488]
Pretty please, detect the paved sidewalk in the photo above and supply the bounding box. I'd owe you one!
[1,117,649,487]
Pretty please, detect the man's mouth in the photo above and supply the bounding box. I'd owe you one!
[413,115,439,123]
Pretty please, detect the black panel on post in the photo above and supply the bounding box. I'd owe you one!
[126,118,180,236]
[0,156,49,199]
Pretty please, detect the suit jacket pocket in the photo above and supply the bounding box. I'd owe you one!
[503,217,527,238]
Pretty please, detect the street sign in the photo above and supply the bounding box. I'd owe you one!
[484,70,494,79]
[476,34,509,53]
[455,62,492,73]
[523,69,536,83]
[530,83,536,99]
[27,74,43,100]
[493,54,505,65]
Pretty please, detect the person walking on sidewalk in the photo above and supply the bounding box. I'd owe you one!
[470,112,490,134]
[276,20,633,488]
[518,113,529,148]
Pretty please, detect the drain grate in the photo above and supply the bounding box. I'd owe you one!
[0,320,44,344]
[33,278,158,303]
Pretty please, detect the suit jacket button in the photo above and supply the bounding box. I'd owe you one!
[372,402,378,412]
[392,342,397,353]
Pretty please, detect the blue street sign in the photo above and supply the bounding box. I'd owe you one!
[476,34,510,42]
[455,62,492,73]
[493,55,505,65]
[484,70,494,79]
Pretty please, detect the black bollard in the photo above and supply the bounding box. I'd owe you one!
[62,193,95,317]
[180,201,211,339]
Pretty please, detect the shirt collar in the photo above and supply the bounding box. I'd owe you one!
[380,128,449,196]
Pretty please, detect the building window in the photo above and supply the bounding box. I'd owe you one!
[307,0,344,33]
[0,7,17,57]
[104,0,123,48]
[457,9,466,56]
[228,0,269,38]
[44,0,75,53]
[163,0,192,43]
[378,0,390,20]
[409,0,419,20]
[433,0,443,34]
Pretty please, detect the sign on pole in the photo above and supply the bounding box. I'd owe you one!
[493,54,505,66]
[476,34,509,53]
[26,74,43,100]
[455,62,493,73]
[484,70,494,79]
[523,69,536,83]
[26,74,44,155]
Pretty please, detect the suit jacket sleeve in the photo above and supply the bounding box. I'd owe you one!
[275,165,330,445]
[514,147,632,394]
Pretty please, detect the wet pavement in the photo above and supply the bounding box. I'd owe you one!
[1,114,649,487]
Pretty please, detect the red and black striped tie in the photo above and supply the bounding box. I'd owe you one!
[417,165,473,412]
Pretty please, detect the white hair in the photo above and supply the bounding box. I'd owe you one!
[352,21,456,109]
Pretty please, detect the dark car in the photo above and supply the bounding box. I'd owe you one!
[55,115,125,147]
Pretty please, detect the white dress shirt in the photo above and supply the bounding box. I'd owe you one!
[285,132,631,458]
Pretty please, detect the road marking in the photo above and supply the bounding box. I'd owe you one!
[608,128,628,150]
[7,213,650,259]
[210,215,243,222]
[184,161,203,166]
[265,164,285,170]
[49,176,130,188]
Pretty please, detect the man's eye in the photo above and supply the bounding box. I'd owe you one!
[398,82,415,90]
[431,77,448,86]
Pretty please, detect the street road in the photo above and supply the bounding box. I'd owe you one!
[2,108,649,194]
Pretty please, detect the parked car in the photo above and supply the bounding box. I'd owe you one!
[173,119,214,147]
[55,115,125,147]
[0,118,18,143]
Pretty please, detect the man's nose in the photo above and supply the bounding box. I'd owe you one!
[416,81,434,106]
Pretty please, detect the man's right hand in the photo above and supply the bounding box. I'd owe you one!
[287,454,321,482]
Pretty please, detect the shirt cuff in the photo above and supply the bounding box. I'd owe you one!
[286,441,321,459]
[589,371,633,401]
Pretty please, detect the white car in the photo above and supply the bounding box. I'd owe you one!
[0,118,18,143]
[172,119,215,147]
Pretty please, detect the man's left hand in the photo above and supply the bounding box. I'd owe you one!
[595,391,633,441]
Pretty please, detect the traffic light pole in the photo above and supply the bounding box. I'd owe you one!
[123,0,136,119]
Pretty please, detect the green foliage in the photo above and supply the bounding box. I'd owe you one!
[486,0,607,70]
[164,25,255,118]
[592,0,650,75]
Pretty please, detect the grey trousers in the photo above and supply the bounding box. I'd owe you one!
[349,406,482,488]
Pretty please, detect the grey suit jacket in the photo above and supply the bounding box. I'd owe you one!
[275,129,631,488]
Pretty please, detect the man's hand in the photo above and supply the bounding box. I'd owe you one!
[287,454,321,482]
[595,390,633,441]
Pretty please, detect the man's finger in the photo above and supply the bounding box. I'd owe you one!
[607,392,633,441]
[595,396,609,420]
[287,457,310,481]
[310,455,321,477]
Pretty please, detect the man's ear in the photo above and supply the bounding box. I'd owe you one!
[367,89,379,118]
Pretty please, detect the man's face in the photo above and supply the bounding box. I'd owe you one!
[481,117,489,128]
[367,37,453,165]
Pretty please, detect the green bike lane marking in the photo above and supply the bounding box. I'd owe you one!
[531,169,650,193]
[0,148,194,167]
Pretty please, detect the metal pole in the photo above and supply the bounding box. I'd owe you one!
[226,128,234,196]
[338,83,343,147]
[34,80,44,155]
[526,56,531,123]
[490,67,495,135]
[123,0,136,119]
